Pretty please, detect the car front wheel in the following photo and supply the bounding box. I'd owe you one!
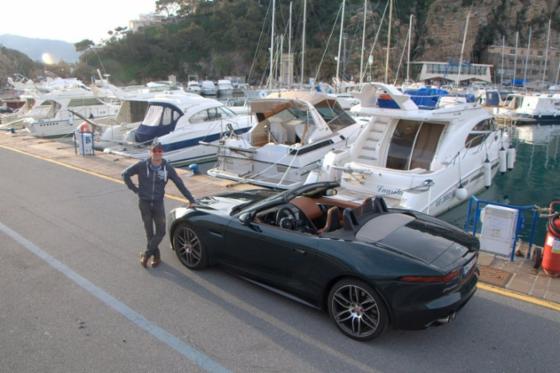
[328,279,388,341]
[172,223,208,270]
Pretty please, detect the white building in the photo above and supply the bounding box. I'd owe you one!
[128,13,165,33]
[411,61,493,84]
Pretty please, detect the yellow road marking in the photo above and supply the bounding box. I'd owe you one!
[478,283,560,312]
[0,144,189,203]
[2,142,559,312]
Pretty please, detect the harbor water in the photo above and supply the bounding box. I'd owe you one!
[440,125,560,246]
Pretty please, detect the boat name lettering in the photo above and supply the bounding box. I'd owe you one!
[376,185,403,196]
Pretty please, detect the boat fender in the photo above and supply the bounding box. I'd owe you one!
[498,147,507,174]
[455,184,468,201]
[188,163,200,175]
[507,145,516,171]
[483,158,492,188]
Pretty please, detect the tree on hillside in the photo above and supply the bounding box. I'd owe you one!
[156,0,205,16]
[74,39,95,53]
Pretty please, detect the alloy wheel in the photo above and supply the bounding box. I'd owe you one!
[173,225,203,268]
[330,284,381,339]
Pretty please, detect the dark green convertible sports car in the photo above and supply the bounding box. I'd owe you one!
[168,182,479,341]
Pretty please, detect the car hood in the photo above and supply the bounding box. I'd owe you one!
[356,213,477,269]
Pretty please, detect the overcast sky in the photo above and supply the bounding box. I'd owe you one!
[1,0,157,43]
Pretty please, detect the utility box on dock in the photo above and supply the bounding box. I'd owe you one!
[479,205,518,257]
[74,122,94,156]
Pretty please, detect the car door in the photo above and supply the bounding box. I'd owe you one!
[223,215,314,294]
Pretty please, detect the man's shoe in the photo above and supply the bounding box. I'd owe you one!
[140,254,149,268]
[151,256,161,268]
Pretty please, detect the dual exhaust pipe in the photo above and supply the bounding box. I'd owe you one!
[427,312,457,327]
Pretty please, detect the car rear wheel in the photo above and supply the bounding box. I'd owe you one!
[172,223,207,270]
[328,279,388,341]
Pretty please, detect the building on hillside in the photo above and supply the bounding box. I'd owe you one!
[128,13,165,33]
[410,61,493,85]
[484,45,560,87]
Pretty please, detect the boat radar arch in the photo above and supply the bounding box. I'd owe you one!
[357,82,419,111]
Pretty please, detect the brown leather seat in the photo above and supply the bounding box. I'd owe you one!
[318,206,341,234]
[290,196,323,221]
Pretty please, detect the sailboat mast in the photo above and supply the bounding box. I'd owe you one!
[513,31,519,84]
[359,0,367,85]
[457,9,470,86]
[500,35,505,86]
[288,2,292,57]
[269,0,276,89]
[542,18,551,83]
[523,27,532,85]
[336,0,346,90]
[406,14,413,83]
[301,0,307,87]
[384,0,393,83]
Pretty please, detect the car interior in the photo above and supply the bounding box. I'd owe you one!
[254,195,390,236]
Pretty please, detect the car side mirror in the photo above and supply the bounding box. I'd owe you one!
[238,212,252,225]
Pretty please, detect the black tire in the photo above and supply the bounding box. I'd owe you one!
[533,247,542,269]
[172,223,208,270]
[327,278,389,341]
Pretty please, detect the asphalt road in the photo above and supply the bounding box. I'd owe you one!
[1,147,559,373]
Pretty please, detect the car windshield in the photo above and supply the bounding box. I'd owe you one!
[239,183,338,215]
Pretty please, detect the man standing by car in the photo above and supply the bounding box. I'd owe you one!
[122,141,196,268]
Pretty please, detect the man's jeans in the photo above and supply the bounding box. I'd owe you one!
[139,199,166,259]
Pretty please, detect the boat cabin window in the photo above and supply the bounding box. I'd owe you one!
[386,120,444,171]
[143,105,163,126]
[117,100,148,123]
[189,110,208,124]
[465,119,495,148]
[219,106,236,118]
[506,95,523,110]
[314,99,355,130]
[68,98,104,107]
[189,107,229,124]
[142,105,181,127]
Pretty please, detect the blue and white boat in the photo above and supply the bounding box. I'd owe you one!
[103,95,252,165]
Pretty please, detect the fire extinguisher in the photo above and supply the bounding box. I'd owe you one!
[537,201,560,277]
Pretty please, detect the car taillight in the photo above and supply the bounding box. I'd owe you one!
[400,269,460,283]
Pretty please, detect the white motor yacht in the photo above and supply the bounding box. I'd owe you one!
[103,95,252,165]
[306,83,515,216]
[200,80,217,96]
[24,88,119,137]
[186,81,202,94]
[495,93,560,125]
[207,91,366,189]
[217,80,234,96]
